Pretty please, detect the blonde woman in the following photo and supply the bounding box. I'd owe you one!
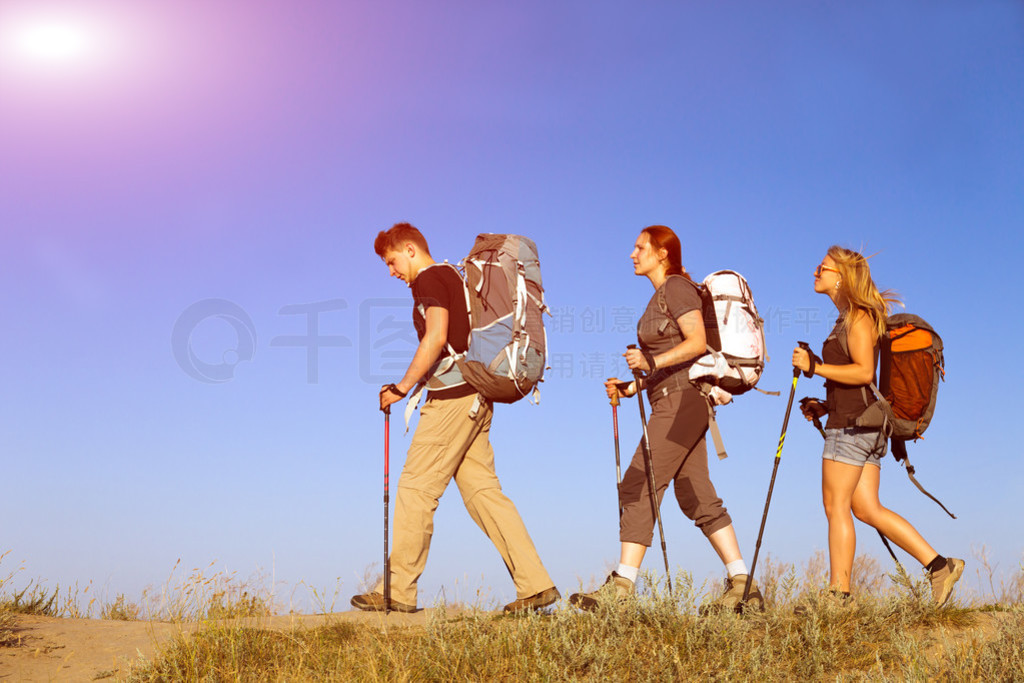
[793,246,963,607]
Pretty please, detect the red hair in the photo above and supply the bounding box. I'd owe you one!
[641,225,690,280]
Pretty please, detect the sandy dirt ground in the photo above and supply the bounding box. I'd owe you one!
[0,608,447,682]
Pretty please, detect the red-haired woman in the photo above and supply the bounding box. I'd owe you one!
[793,246,963,607]
[570,225,762,612]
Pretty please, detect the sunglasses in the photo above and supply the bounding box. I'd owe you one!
[814,264,839,278]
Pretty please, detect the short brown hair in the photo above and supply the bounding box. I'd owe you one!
[374,222,431,258]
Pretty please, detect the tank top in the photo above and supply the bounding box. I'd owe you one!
[822,318,877,429]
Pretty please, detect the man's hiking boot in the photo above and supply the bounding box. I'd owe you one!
[701,574,764,615]
[930,557,965,606]
[568,572,634,611]
[793,589,857,616]
[503,586,560,614]
[350,591,417,613]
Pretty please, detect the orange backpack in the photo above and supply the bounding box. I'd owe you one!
[844,313,953,517]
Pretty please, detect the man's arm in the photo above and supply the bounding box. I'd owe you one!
[380,306,449,410]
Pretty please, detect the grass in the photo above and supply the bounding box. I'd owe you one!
[100,594,142,621]
[120,551,1022,682]
[121,577,1020,682]
[1,548,1022,680]
[0,610,13,648]
[0,555,278,623]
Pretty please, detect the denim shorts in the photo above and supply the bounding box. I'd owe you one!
[822,427,886,468]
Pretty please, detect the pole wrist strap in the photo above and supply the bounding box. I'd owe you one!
[641,349,657,373]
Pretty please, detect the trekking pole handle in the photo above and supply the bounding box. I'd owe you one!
[794,339,819,378]
[607,376,621,407]
[799,397,827,439]
[626,344,644,381]
[795,341,812,379]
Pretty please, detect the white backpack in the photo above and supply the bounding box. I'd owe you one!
[686,270,767,404]
[659,270,771,458]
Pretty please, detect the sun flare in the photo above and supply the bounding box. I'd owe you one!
[1,11,111,73]
[15,20,95,63]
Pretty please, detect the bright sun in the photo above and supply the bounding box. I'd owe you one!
[14,20,96,64]
[1,10,110,73]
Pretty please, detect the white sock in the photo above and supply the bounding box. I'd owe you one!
[616,564,639,583]
[725,559,748,578]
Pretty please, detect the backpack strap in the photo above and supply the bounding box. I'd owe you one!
[706,399,728,460]
[891,439,956,519]
[404,262,472,430]
[655,275,687,344]
[659,278,730,460]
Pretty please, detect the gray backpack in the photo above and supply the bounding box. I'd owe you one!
[457,234,548,403]
[404,235,548,427]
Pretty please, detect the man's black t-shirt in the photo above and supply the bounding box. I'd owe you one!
[412,264,475,399]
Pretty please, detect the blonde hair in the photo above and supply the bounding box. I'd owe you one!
[827,245,901,338]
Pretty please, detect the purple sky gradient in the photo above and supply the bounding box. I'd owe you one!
[2,1,1022,609]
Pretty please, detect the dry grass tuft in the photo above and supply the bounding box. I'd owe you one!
[2,550,1022,678]
[0,610,15,648]
[124,590,1023,682]
[125,560,1024,682]
[140,559,278,622]
[100,593,142,621]
[973,545,1024,608]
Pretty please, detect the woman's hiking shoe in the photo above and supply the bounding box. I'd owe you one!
[503,586,561,614]
[793,589,857,616]
[350,591,417,613]
[701,574,764,615]
[930,557,965,606]
[568,572,634,611]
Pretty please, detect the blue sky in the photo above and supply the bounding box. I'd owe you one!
[2,1,1022,609]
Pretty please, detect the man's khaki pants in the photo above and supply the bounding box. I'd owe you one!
[376,392,553,606]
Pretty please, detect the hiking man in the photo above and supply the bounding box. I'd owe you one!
[351,222,560,614]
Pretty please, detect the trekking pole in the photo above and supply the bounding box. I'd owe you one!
[799,397,828,440]
[743,344,805,602]
[609,379,623,518]
[383,404,391,615]
[627,345,673,594]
